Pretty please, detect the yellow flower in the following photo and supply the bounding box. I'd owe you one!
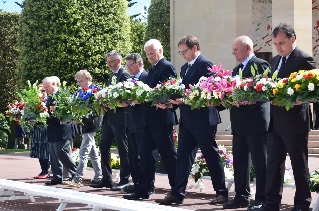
[294,84,301,90]
[273,88,278,96]
[289,72,297,79]
[291,78,297,83]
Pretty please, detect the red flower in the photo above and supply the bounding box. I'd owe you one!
[283,78,289,83]
[92,89,97,93]
[255,84,263,92]
[82,87,89,91]
[72,148,77,152]
[247,81,254,88]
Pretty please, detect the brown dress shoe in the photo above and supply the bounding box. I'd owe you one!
[155,194,183,205]
[210,195,228,205]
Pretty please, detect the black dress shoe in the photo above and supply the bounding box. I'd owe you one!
[247,201,265,210]
[223,198,249,209]
[210,195,228,205]
[45,179,62,186]
[122,193,149,200]
[155,194,183,205]
[90,180,113,188]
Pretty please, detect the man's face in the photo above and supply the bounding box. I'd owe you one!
[232,41,248,63]
[272,32,296,57]
[126,59,140,75]
[106,56,120,72]
[145,45,161,65]
[178,43,195,62]
[42,82,57,95]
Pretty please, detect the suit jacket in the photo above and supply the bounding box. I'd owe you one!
[142,58,178,127]
[46,94,73,142]
[126,70,148,133]
[179,53,221,129]
[270,47,315,135]
[106,67,131,126]
[230,55,271,134]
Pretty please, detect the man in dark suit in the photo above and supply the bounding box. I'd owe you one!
[42,76,77,186]
[155,35,228,205]
[123,39,178,200]
[122,53,150,193]
[90,50,131,191]
[261,23,315,211]
[223,36,270,210]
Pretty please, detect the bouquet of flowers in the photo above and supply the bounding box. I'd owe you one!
[70,84,99,122]
[310,170,319,193]
[272,69,319,110]
[17,80,48,124]
[190,145,233,182]
[6,101,25,121]
[184,64,234,109]
[231,65,276,104]
[50,81,74,122]
[93,87,110,116]
[146,77,185,105]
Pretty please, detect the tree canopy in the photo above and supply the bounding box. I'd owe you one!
[19,0,132,86]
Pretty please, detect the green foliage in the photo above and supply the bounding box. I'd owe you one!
[0,113,10,149]
[0,12,20,114]
[129,18,147,57]
[144,0,170,70]
[310,170,319,193]
[19,0,132,87]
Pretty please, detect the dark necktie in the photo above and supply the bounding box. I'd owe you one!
[239,63,244,71]
[279,56,286,71]
[185,63,191,75]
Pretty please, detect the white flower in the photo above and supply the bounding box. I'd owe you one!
[124,81,134,89]
[287,87,294,96]
[308,83,315,91]
[244,84,248,91]
[113,92,119,98]
[296,74,303,80]
[198,76,208,83]
[214,76,221,82]
[262,86,268,91]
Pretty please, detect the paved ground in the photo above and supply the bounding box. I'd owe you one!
[0,152,318,210]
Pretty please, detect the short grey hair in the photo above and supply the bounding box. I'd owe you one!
[42,76,60,86]
[106,50,122,60]
[75,69,92,81]
[144,39,163,51]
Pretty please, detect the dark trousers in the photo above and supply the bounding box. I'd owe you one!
[99,121,130,184]
[232,131,267,202]
[49,140,77,181]
[171,125,227,200]
[127,132,142,186]
[136,125,177,195]
[313,102,319,129]
[39,158,50,175]
[265,131,311,210]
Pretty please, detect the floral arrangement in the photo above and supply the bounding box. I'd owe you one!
[190,145,233,182]
[70,84,99,122]
[17,81,48,124]
[231,65,276,104]
[97,76,151,110]
[272,69,319,110]
[110,153,121,169]
[310,170,319,193]
[6,101,25,121]
[184,64,234,109]
[146,77,185,105]
[50,81,74,122]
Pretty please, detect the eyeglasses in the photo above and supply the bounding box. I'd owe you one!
[126,62,136,69]
[178,48,190,55]
[106,59,117,64]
